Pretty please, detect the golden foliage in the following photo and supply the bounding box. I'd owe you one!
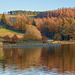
[23,25,42,40]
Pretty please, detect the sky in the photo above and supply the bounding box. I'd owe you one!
[0,0,75,13]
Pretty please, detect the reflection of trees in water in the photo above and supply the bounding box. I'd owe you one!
[40,46,57,70]
[40,45,75,73]
[0,47,6,72]
[60,44,75,73]
[18,47,42,68]
[2,47,42,70]
[3,48,19,64]
[0,45,75,74]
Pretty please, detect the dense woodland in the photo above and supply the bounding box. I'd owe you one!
[36,8,75,18]
[0,8,75,41]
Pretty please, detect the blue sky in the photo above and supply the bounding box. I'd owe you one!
[0,0,75,13]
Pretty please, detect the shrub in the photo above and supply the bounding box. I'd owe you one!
[3,35,11,43]
[41,36,48,43]
[12,34,19,43]
[23,25,42,40]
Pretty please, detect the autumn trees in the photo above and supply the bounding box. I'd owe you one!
[69,24,75,40]
[5,15,75,41]
[35,17,75,40]
[1,8,75,41]
[37,8,75,19]
[23,25,42,40]
[12,15,32,31]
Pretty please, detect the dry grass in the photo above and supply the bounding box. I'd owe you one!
[0,14,16,18]
[7,15,16,18]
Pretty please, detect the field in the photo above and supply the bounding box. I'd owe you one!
[0,28,24,39]
[0,14,16,18]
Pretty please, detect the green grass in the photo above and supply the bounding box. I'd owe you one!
[0,28,24,39]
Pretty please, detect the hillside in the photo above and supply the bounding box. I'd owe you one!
[0,8,75,41]
[0,28,24,39]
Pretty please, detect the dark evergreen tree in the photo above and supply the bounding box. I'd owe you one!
[1,13,6,24]
[32,19,36,26]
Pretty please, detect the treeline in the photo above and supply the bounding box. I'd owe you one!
[36,8,75,19]
[8,8,75,18]
[8,10,42,15]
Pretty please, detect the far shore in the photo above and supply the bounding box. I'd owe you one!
[48,40,75,44]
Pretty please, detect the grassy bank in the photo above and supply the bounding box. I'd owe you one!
[0,28,24,39]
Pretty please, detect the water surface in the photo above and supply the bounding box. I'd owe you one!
[0,44,75,75]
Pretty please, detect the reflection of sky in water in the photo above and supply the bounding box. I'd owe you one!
[0,66,75,75]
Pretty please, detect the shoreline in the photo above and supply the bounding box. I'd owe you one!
[0,43,60,48]
[48,40,75,44]
[0,40,75,48]
[52,41,75,44]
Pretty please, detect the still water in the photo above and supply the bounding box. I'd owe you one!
[0,44,75,75]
